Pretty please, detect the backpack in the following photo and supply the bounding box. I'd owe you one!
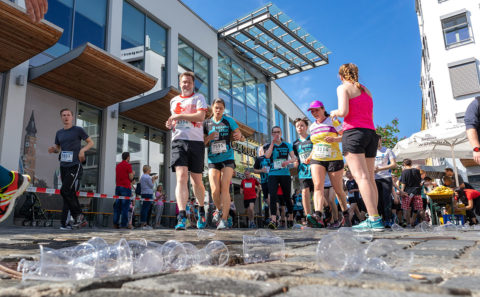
[135,182,142,195]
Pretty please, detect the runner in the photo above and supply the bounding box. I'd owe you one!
[331,63,383,231]
[305,100,350,228]
[240,169,260,228]
[374,135,397,227]
[0,166,30,223]
[204,98,242,230]
[253,146,271,224]
[264,126,296,229]
[166,71,208,230]
[48,108,94,229]
[292,118,314,223]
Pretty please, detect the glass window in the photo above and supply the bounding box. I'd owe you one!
[76,103,102,192]
[275,108,285,134]
[246,78,257,109]
[257,83,268,114]
[247,107,259,131]
[146,17,167,57]
[121,2,145,50]
[117,118,149,181]
[218,52,231,93]
[259,115,268,135]
[148,128,166,188]
[45,0,74,57]
[73,0,107,49]
[442,13,471,47]
[289,120,297,142]
[233,99,246,124]
[218,89,232,115]
[178,40,194,71]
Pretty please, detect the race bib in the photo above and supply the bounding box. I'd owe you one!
[175,120,193,129]
[273,159,286,169]
[299,152,310,163]
[313,144,331,159]
[60,151,73,162]
[211,140,227,154]
[244,182,252,188]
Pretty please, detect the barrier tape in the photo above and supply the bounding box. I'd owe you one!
[26,186,169,203]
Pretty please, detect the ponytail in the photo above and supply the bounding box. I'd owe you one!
[339,63,364,92]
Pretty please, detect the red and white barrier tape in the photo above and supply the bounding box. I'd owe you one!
[26,186,168,202]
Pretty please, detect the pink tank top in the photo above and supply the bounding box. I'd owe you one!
[343,90,375,131]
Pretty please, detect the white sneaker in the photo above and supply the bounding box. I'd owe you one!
[217,219,228,230]
[141,225,153,230]
[212,210,222,224]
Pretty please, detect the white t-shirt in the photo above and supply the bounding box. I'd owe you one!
[170,93,208,142]
[375,147,396,179]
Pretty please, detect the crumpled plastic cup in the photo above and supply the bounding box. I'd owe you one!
[243,235,285,264]
[391,223,405,232]
[434,222,459,233]
[197,230,216,240]
[204,241,229,266]
[128,239,165,274]
[254,229,276,237]
[161,240,187,271]
[415,221,434,233]
[94,239,133,277]
[338,227,373,243]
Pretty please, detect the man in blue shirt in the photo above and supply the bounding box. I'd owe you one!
[465,96,480,165]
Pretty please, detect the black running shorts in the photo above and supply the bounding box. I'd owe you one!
[171,140,205,174]
[342,128,379,158]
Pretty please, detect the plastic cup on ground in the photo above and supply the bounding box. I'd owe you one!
[243,235,285,264]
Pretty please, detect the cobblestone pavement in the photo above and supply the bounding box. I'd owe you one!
[0,226,480,297]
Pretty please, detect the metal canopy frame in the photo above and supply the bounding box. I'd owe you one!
[118,86,179,113]
[218,3,330,79]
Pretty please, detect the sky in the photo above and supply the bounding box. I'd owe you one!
[182,0,422,139]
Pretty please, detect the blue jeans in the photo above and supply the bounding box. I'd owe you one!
[140,194,153,224]
[113,186,132,228]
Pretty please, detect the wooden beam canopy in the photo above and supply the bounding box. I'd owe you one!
[236,120,256,138]
[119,86,180,131]
[29,43,157,109]
[0,0,62,72]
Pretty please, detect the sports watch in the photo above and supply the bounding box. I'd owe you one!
[474,147,480,152]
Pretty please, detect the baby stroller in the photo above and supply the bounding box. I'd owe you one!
[19,192,52,227]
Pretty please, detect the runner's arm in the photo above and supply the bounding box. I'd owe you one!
[331,85,350,118]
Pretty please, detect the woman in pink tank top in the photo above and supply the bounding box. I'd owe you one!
[330,63,383,231]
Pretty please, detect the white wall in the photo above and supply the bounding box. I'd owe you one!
[419,0,480,126]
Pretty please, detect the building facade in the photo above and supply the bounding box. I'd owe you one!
[0,0,329,225]
[416,0,480,185]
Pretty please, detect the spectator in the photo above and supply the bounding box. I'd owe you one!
[374,136,397,227]
[154,185,166,228]
[399,159,422,227]
[140,165,158,229]
[345,170,366,225]
[454,188,480,225]
[443,168,465,189]
[113,152,134,229]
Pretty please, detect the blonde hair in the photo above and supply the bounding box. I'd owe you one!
[143,165,151,173]
[339,63,364,91]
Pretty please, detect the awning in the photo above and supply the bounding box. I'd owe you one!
[0,0,62,72]
[236,121,255,138]
[119,86,180,131]
[218,3,330,79]
[28,43,157,109]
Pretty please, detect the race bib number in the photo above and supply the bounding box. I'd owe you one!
[60,151,73,162]
[299,152,310,163]
[175,120,193,129]
[244,182,252,188]
[211,141,227,154]
[273,159,286,169]
[313,144,331,159]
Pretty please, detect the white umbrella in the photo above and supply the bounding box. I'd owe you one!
[393,122,473,187]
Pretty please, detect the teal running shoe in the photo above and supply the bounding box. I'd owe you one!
[352,217,385,232]
[227,216,233,228]
[175,217,187,230]
[197,213,207,229]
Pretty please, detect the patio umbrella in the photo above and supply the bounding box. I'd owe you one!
[393,122,473,187]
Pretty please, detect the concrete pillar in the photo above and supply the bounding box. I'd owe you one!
[166,28,179,88]
[0,62,29,226]
[106,0,123,57]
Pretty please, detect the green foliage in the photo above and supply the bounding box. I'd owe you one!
[375,118,402,149]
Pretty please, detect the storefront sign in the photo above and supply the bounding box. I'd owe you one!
[232,141,257,158]
[121,46,144,62]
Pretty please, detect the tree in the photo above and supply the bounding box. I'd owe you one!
[375,118,402,149]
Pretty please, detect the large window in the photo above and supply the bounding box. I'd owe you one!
[76,103,102,192]
[117,118,166,187]
[218,51,270,139]
[275,108,285,135]
[289,120,297,142]
[45,0,107,57]
[442,13,472,48]
[178,40,210,102]
[121,1,168,88]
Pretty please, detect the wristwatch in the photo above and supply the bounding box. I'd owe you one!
[474,147,480,152]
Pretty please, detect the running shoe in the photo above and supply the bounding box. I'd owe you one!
[175,216,187,230]
[248,221,256,229]
[73,214,88,228]
[0,172,30,223]
[217,219,228,230]
[352,217,385,232]
[277,222,286,230]
[141,225,153,230]
[343,212,352,227]
[227,216,233,228]
[323,206,332,224]
[267,221,277,230]
[59,225,73,230]
[212,210,222,225]
[197,213,207,229]
[307,213,324,228]
[329,216,346,229]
